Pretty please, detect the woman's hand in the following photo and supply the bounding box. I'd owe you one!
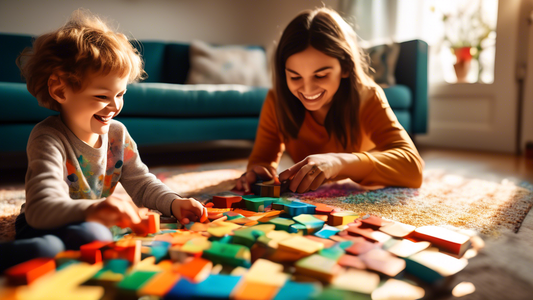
[171,197,207,225]
[85,195,142,228]
[235,165,278,193]
[279,153,352,193]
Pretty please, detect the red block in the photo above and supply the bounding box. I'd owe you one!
[80,241,113,264]
[5,258,56,285]
[413,226,471,256]
[212,195,243,209]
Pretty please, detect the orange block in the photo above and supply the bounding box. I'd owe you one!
[232,280,280,300]
[207,208,232,220]
[328,211,359,226]
[5,258,56,285]
[138,270,181,297]
[80,241,113,264]
[175,257,213,282]
[133,212,160,236]
[110,239,141,264]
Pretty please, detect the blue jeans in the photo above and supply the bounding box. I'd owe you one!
[0,213,112,272]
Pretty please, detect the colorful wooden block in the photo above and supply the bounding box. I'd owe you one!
[328,211,359,226]
[5,258,56,285]
[413,226,472,256]
[386,239,431,258]
[283,201,315,216]
[137,270,181,297]
[345,239,378,255]
[314,225,340,239]
[278,236,323,256]
[212,195,243,208]
[80,241,113,264]
[175,257,213,282]
[337,254,366,269]
[404,249,468,283]
[371,278,425,300]
[202,241,251,268]
[359,248,406,277]
[379,221,416,237]
[242,195,278,212]
[117,270,159,299]
[206,207,232,220]
[252,182,281,197]
[294,254,341,283]
[232,280,281,300]
[331,268,380,294]
[195,274,241,299]
[232,227,267,248]
[273,280,320,300]
[268,217,295,231]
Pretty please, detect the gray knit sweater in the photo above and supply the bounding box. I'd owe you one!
[23,116,178,229]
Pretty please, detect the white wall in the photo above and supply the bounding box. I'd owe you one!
[0,0,338,55]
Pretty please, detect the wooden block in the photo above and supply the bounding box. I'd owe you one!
[346,225,388,243]
[404,249,468,283]
[232,227,266,248]
[293,214,325,228]
[278,236,323,256]
[207,221,241,237]
[328,211,359,226]
[337,254,366,269]
[371,278,425,300]
[379,221,416,238]
[303,235,337,249]
[110,239,141,264]
[345,239,378,255]
[15,262,104,300]
[294,254,341,283]
[138,270,181,297]
[212,195,243,208]
[331,268,380,294]
[202,241,251,268]
[175,257,213,282]
[117,270,159,298]
[272,199,293,210]
[242,195,278,212]
[93,259,129,282]
[284,201,313,217]
[274,280,320,300]
[252,182,281,197]
[244,258,288,287]
[267,217,295,231]
[194,274,241,299]
[206,207,232,220]
[318,245,345,261]
[311,203,335,215]
[413,226,471,256]
[80,241,114,264]
[387,239,431,258]
[223,211,245,221]
[314,225,340,239]
[5,258,56,285]
[232,280,280,300]
[359,248,406,277]
[181,237,212,255]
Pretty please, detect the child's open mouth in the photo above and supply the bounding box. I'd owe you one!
[94,115,112,124]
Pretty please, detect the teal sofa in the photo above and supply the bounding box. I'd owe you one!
[0,33,427,158]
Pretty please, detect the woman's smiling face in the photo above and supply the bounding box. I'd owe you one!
[285,46,348,122]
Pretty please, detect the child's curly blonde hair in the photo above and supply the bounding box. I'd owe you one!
[17,9,146,111]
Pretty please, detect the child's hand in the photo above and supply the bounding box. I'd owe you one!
[85,195,142,228]
[235,165,278,192]
[279,153,346,193]
[171,197,207,225]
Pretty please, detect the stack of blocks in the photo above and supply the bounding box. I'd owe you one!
[0,189,481,300]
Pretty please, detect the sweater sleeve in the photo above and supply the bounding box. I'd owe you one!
[24,135,103,229]
[118,127,180,217]
[354,88,424,188]
[247,90,285,172]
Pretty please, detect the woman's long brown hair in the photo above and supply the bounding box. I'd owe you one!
[274,7,374,149]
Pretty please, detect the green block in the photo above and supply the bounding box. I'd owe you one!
[288,223,308,234]
[318,245,345,261]
[268,217,295,231]
[202,241,251,268]
[242,195,279,212]
[311,288,372,300]
[232,227,266,248]
[117,270,159,291]
[272,199,293,210]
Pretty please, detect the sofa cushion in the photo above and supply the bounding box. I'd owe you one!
[186,40,270,87]
[383,85,412,109]
[121,83,269,117]
[0,82,56,122]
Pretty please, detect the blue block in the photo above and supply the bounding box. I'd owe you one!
[314,225,341,239]
[196,274,241,299]
[283,201,309,216]
[164,278,197,300]
[274,281,319,300]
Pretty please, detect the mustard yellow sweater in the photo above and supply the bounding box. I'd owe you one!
[247,88,424,188]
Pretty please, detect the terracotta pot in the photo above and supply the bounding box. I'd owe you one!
[453,47,472,83]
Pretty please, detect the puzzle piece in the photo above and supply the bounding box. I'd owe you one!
[212,195,243,209]
[242,195,278,212]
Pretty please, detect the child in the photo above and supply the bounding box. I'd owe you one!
[235,7,424,194]
[0,9,205,271]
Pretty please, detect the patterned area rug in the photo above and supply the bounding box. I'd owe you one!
[1,159,533,241]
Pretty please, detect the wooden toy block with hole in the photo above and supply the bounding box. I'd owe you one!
[212,195,243,209]
[327,211,359,226]
[413,226,472,256]
[80,241,114,264]
[5,258,56,285]
[175,257,213,282]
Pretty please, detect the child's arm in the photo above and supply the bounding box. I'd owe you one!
[85,195,142,228]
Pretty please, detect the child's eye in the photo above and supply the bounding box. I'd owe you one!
[315,74,327,79]
[290,77,301,81]
[95,95,107,100]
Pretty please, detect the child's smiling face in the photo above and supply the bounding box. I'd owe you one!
[58,71,128,147]
[285,46,348,123]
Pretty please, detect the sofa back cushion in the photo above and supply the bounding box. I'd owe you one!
[0,33,33,83]
[133,41,190,84]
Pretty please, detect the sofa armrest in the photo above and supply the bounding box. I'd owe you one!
[394,40,429,134]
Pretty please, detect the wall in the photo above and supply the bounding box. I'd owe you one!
[0,0,338,55]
